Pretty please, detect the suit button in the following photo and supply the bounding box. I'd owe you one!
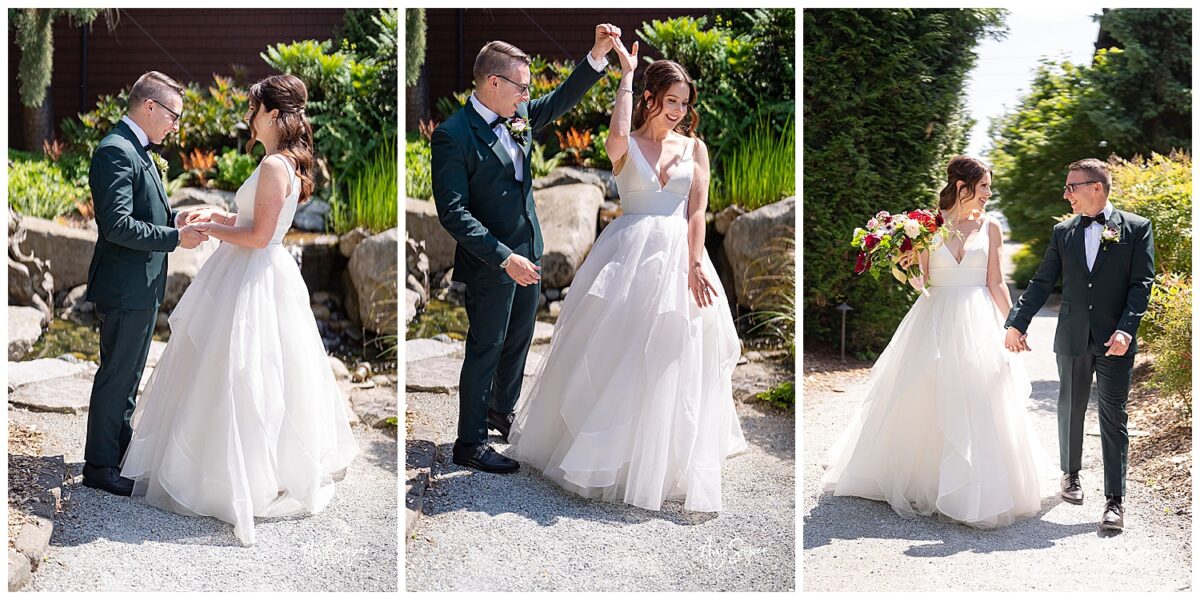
[1089,304,1093,310]
[1088,283,1093,288]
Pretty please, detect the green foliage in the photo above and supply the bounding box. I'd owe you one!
[405,133,432,199]
[529,140,564,180]
[330,139,398,234]
[8,158,87,219]
[176,75,249,153]
[12,9,101,107]
[1141,272,1192,404]
[755,381,795,412]
[213,148,261,192]
[1109,152,1191,275]
[803,8,1006,351]
[60,89,127,161]
[405,8,427,87]
[590,125,612,170]
[639,10,794,169]
[746,233,796,360]
[713,115,794,211]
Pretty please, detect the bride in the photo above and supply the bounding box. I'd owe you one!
[821,155,1053,528]
[119,74,359,545]
[507,37,746,512]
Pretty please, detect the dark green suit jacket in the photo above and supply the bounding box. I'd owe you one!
[86,120,180,309]
[1006,209,1155,356]
[431,55,605,287]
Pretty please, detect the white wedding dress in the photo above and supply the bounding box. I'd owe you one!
[821,219,1053,528]
[120,154,359,545]
[508,136,747,512]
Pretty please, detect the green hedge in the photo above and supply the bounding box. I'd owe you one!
[803,8,1006,353]
[1142,273,1191,404]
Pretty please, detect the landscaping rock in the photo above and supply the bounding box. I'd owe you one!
[406,338,463,363]
[292,199,331,232]
[8,256,53,322]
[9,306,47,361]
[329,356,350,379]
[286,233,345,293]
[12,216,97,293]
[715,205,747,236]
[533,320,555,344]
[723,196,795,310]
[338,227,370,259]
[534,183,603,289]
[9,549,31,592]
[534,165,617,199]
[8,359,95,392]
[406,197,456,273]
[348,228,399,334]
[14,516,53,569]
[169,187,237,212]
[349,384,397,430]
[9,376,92,414]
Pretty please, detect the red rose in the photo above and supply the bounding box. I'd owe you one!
[864,234,880,250]
[900,237,913,252]
[854,252,870,275]
[908,210,924,220]
[935,212,945,226]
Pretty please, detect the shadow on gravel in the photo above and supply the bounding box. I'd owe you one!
[423,442,722,528]
[734,404,795,463]
[803,493,1098,556]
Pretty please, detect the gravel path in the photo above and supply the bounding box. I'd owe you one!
[802,305,1192,592]
[11,407,398,592]
[405,363,795,592]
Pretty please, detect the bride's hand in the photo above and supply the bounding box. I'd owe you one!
[613,36,638,76]
[688,262,717,308]
[898,250,917,269]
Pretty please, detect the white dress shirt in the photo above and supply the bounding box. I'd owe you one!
[469,52,609,184]
[1082,200,1131,345]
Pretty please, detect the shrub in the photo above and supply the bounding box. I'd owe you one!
[712,114,794,212]
[9,159,86,219]
[1109,152,1191,275]
[213,148,261,192]
[1141,272,1192,405]
[756,381,795,412]
[405,133,432,199]
[529,140,564,180]
[175,74,249,154]
[330,139,398,234]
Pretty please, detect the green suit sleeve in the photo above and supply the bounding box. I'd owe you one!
[90,144,179,252]
[431,128,513,268]
[1118,221,1155,339]
[526,55,606,132]
[1006,229,1062,334]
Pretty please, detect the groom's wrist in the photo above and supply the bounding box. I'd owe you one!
[585,50,608,72]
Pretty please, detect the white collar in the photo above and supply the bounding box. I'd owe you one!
[1084,201,1115,225]
[469,94,502,128]
[121,115,150,148]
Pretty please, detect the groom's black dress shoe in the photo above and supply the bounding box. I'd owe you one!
[1060,472,1084,505]
[1101,496,1124,531]
[452,441,519,474]
[81,462,134,496]
[487,409,515,443]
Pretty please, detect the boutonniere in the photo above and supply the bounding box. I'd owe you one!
[505,117,529,144]
[1100,224,1121,250]
[150,152,169,183]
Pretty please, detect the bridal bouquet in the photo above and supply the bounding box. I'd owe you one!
[851,209,945,291]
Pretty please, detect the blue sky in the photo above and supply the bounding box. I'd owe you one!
[964,6,1107,157]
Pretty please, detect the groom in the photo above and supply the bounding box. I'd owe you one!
[82,71,209,496]
[432,25,617,473]
[1004,158,1155,531]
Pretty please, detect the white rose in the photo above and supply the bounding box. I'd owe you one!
[904,219,921,238]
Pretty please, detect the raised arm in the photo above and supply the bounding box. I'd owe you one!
[526,24,613,131]
[192,155,288,249]
[604,36,639,175]
[90,144,180,252]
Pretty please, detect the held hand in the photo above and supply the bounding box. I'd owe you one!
[612,36,638,76]
[1004,327,1030,353]
[591,23,620,60]
[178,224,209,249]
[688,262,718,308]
[897,250,917,270]
[1103,331,1131,356]
[504,254,541,287]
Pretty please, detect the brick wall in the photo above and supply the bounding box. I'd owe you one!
[9,8,346,148]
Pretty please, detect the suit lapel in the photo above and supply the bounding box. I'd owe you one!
[517,104,533,194]
[1065,216,1089,277]
[1089,209,1123,276]
[467,106,517,181]
[114,121,171,213]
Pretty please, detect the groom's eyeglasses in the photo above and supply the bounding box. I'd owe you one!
[1063,180,1101,194]
[151,99,182,125]
[492,73,531,95]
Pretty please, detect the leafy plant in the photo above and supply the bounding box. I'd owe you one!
[1108,152,1191,275]
[8,159,87,219]
[405,133,432,200]
[529,140,565,179]
[712,114,794,212]
[554,127,593,166]
[590,125,612,170]
[331,138,398,234]
[214,148,261,191]
[404,9,426,88]
[176,74,249,154]
[745,232,796,359]
[181,148,217,187]
[1141,272,1192,406]
[755,381,795,412]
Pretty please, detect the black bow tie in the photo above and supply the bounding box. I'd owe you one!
[143,142,161,153]
[1080,213,1107,227]
[489,116,507,129]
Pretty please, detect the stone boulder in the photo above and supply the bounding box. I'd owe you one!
[534,166,617,199]
[169,187,237,212]
[162,237,221,313]
[285,233,345,293]
[348,228,399,334]
[338,227,370,258]
[534,183,603,289]
[8,306,47,361]
[292,199,331,232]
[12,216,96,293]
[723,196,795,310]
[714,205,747,236]
[406,198,456,273]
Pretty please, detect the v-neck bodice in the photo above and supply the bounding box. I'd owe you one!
[615,135,695,218]
[928,218,990,287]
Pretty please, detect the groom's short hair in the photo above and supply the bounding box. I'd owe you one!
[1067,158,1111,196]
[473,41,531,87]
[128,71,184,111]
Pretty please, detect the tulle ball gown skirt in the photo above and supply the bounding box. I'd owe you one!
[120,243,360,545]
[821,283,1052,528]
[509,213,747,513]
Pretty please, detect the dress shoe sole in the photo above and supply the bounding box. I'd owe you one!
[452,456,519,474]
[1100,520,1124,531]
[82,478,133,497]
[1060,493,1084,505]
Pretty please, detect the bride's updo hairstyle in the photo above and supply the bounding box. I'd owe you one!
[632,60,699,137]
[246,74,315,202]
[938,155,992,211]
